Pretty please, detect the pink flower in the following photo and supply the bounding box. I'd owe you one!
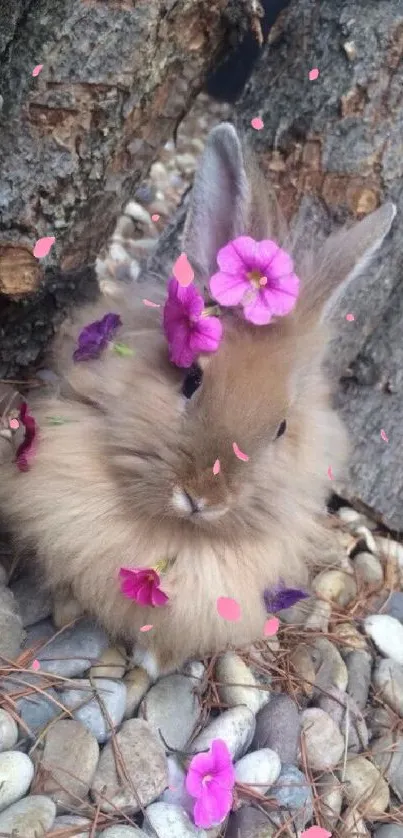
[163,278,222,368]
[209,236,300,326]
[119,567,169,607]
[16,402,37,472]
[185,739,235,828]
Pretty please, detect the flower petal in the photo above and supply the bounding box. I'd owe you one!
[193,787,233,828]
[265,247,294,279]
[134,581,154,606]
[242,291,274,325]
[151,585,169,607]
[254,239,281,273]
[209,271,248,307]
[210,740,235,783]
[217,237,258,272]
[190,317,223,355]
[186,752,216,798]
[260,274,299,316]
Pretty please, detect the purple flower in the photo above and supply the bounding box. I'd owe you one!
[264,581,309,613]
[209,236,300,326]
[185,739,235,828]
[16,402,37,472]
[163,278,223,368]
[73,313,122,362]
[119,567,169,607]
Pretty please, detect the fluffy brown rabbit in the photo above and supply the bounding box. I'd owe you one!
[0,123,395,680]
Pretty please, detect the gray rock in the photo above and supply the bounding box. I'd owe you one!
[364,615,403,664]
[36,618,109,677]
[315,773,342,828]
[312,570,357,607]
[22,618,55,650]
[310,637,348,694]
[102,828,148,838]
[10,574,52,628]
[346,650,372,710]
[252,694,300,763]
[317,687,369,753]
[91,719,168,813]
[382,592,403,623]
[0,751,34,811]
[270,764,313,830]
[0,794,56,837]
[374,828,403,838]
[226,807,275,838]
[139,673,201,751]
[0,708,18,751]
[159,756,194,817]
[53,815,93,838]
[215,652,269,715]
[2,673,61,737]
[123,667,151,719]
[190,706,255,761]
[373,657,403,716]
[143,803,205,837]
[234,748,281,794]
[341,755,389,816]
[32,719,99,810]
[89,646,126,680]
[0,587,24,658]
[301,708,344,771]
[354,551,384,587]
[372,733,403,802]
[58,678,126,744]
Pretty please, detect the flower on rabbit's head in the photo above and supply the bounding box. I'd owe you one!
[264,580,309,613]
[185,739,235,828]
[119,566,169,607]
[73,313,122,362]
[163,278,222,369]
[16,402,37,472]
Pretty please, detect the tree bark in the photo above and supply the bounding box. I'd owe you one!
[0,0,255,376]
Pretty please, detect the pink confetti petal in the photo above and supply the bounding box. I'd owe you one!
[32,64,43,77]
[251,117,264,130]
[31,659,40,671]
[264,617,280,637]
[327,465,334,480]
[140,624,153,632]
[233,442,249,462]
[33,236,55,258]
[173,252,194,287]
[346,313,355,321]
[9,418,19,430]
[216,596,241,622]
[309,68,319,81]
[151,214,160,222]
[143,299,161,308]
[301,828,332,838]
[213,459,221,475]
[380,429,389,443]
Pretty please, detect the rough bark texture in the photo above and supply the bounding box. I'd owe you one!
[146,0,403,531]
[0,0,253,377]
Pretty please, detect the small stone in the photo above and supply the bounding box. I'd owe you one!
[182,660,205,682]
[1,673,60,737]
[37,618,109,677]
[382,591,403,623]
[142,803,203,837]
[372,733,403,801]
[0,795,56,837]
[0,751,34,811]
[23,618,55,649]
[374,827,403,838]
[234,748,281,794]
[280,597,314,625]
[310,636,348,694]
[32,720,99,810]
[354,552,383,587]
[332,622,368,652]
[226,807,275,838]
[339,807,370,837]
[215,652,269,714]
[337,506,363,525]
[102,828,148,838]
[271,764,313,830]
[343,39,357,60]
[0,588,24,659]
[341,755,390,816]
[190,706,255,760]
[0,709,18,752]
[374,536,403,567]
[160,756,194,816]
[252,694,300,764]
[123,667,151,719]
[367,706,392,739]
[373,657,403,716]
[58,678,126,744]
[53,815,93,838]
[316,773,342,828]
[317,687,369,753]
[10,574,52,627]
[89,646,126,679]
[91,719,168,813]
[139,673,201,751]
[364,614,403,664]
[355,525,377,554]
[304,599,332,632]
[312,569,357,606]
[289,644,316,697]
[301,708,344,771]
[345,649,372,710]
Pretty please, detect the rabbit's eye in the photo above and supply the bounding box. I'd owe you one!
[275,419,287,439]
[182,364,203,399]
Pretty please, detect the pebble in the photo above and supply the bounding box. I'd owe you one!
[36,618,109,677]
[139,673,201,751]
[89,646,126,679]
[312,569,357,606]
[373,657,403,716]
[0,751,34,812]
[332,621,368,651]
[354,551,384,586]
[346,650,372,709]
[160,756,194,816]
[32,719,99,810]
[91,719,168,813]
[367,706,391,739]
[215,652,269,715]
[289,643,315,697]
[190,706,255,761]
[23,618,55,649]
[341,755,390,816]
[374,827,403,838]
[252,693,300,763]
[102,828,148,838]
[317,687,369,753]
[315,773,342,827]
[355,525,378,554]
[0,587,24,658]
[340,807,370,837]
[0,708,18,751]
[58,678,126,743]
[372,733,403,801]
[182,661,205,682]
[304,599,332,632]
[364,614,403,664]
[143,802,206,838]
[310,636,348,693]
[123,667,151,719]
[10,574,52,627]
[382,591,403,623]
[1,673,61,738]
[338,506,364,525]
[226,807,274,838]
[280,597,314,625]
[301,708,344,771]
[270,764,313,830]
[234,748,281,794]
[374,536,403,567]
[53,815,93,837]
[0,795,56,837]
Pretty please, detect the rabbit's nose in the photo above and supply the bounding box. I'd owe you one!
[172,487,205,516]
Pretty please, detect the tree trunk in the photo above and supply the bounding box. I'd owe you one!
[0,0,256,376]
[147,0,403,531]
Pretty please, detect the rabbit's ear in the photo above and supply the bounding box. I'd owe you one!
[183,122,249,280]
[300,202,396,321]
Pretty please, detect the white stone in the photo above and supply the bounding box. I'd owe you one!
[234,748,281,795]
[364,614,403,665]
[0,751,34,812]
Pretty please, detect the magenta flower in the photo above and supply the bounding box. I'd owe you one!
[185,739,235,828]
[209,236,300,326]
[119,567,169,607]
[163,278,222,368]
[73,313,122,362]
[16,402,37,472]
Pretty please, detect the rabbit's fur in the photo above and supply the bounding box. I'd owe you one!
[0,124,395,679]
